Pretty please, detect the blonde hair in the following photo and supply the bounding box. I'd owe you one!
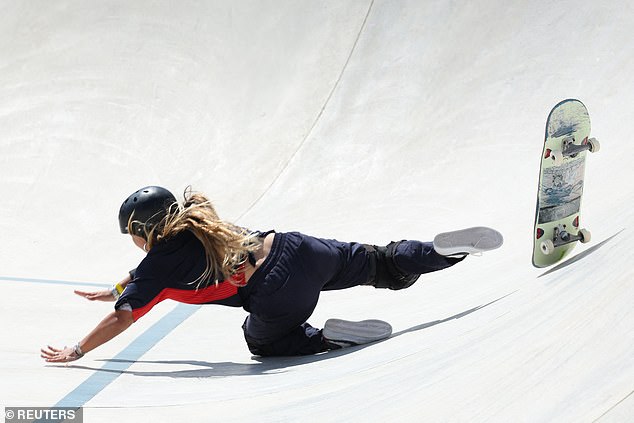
[141,187,259,288]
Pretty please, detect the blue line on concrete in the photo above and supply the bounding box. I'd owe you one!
[36,303,200,422]
[4,272,203,422]
[0,276,110,288]
[54,303,201,408]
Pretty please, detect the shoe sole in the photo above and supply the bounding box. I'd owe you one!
[323,319,392,345]
[433,226,504,256]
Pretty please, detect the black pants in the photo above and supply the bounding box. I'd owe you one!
[239,231,462,356]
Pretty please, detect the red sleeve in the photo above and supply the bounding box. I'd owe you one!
[130,280,240,321]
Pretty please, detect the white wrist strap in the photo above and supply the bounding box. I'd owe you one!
[74,343,85,358]
[111,283,124,300]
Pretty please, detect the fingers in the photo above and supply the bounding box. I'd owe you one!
[40,345,78,362]
[40,346,60,360]
[44,355,70,363]
[43,354,65,363]
[74,289,114,301]
[46,345,61,353]
[74,290,96,300]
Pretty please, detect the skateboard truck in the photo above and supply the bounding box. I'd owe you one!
[540,224,591,255]
[548,136,600,165]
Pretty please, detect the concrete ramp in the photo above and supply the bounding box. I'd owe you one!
[1,1,633,421]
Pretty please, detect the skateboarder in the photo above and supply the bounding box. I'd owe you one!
[41,186,503,362]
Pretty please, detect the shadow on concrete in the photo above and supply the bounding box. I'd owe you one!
[538,229,625,278]
[57,293,514,378]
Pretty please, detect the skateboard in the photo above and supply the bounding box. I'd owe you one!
[532,99,600,268]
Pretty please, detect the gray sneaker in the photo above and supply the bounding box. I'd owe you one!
[433,226,504,256]
[323,319,392,350]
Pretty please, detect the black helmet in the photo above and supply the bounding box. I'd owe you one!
[118,186,177,238]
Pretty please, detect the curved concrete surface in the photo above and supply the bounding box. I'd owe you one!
[1,1,633,421]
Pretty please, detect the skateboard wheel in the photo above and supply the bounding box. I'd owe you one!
[540,239,555,255]
[588,137,600,153]
[550,150,564,165]
[579,228,591,243]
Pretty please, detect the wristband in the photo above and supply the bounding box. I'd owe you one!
[111,283,124,300]
[73,342,85,358]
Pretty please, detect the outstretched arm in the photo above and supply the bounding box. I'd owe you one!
[41,309,134,363]
[74,273,133,302]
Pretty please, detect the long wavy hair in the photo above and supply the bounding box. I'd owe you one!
[135,187,259,288]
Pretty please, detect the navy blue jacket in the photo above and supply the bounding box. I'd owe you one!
[114,231,244,321]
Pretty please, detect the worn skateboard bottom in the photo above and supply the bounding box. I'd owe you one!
[533,98,596,268]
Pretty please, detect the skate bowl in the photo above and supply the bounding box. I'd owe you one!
[1,1,633,421]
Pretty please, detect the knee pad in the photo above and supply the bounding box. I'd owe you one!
[364,241,420,290]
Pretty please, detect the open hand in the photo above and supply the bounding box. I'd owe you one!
[74,289,115,302]
[40,345,82,363]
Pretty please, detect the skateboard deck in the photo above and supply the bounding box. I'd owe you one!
[532,99,599,268]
